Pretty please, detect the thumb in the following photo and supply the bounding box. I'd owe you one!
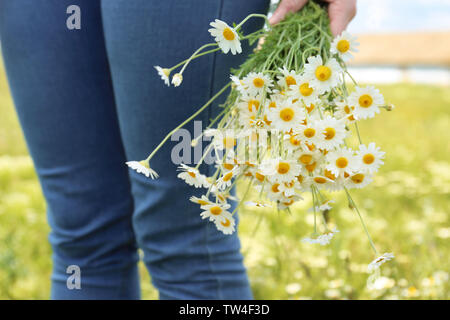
[326,0,357,36]
[269,0,308,25]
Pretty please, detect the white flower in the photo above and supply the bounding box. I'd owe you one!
[172,73,183,87]
[154,66,171,86]
[334,99,357,123]
[200,202,231,222]
[230,75,246,94]
[309,175,336,191]
[349,86,385,120]
[277,66,299,90]
[177,164,208,188]
[242,72,273,96]
[214,212,236,234]
[215,167,240,190]
[267,98,305,132]
[245,201,272,208]
[331,31,359,61]
[326,147,357,177]
[302,228,340,246]
[189,195,212,206]
[287,74,319,105]
[262,158,303,183]
[356,142,385,174]
[278,179,300,197]
[368,253,395,273]
[344,172,373,189]
[308,199,336,212]
[303,55,342,94]
[316,116,347,150]
[126,160,159,179]
[208,19,242,55]
[295,120,322,146]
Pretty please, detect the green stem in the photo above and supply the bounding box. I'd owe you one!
[145,83,231,163]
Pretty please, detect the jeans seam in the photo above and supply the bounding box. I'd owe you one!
[204,0,225,300]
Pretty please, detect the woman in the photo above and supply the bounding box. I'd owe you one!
[0,0,356,299]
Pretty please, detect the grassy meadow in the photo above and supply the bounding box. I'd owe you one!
[0,60,449,299]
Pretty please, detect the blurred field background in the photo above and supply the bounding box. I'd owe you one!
[1,0,450,300]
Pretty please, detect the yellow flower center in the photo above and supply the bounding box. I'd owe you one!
[222,27,235,41]
[297,175,304,183]
[247,99,260,112]
[305,162,317,172]
[351,173,365,184]
[315,66,332,81]
[253,77,265,88]
[306,103,315,113]
[285,76,297,86]
[269,101,277,108]
[290,135,301,146]
[223,171,233,182]
[210,206,222,215]
[344,105,351,114]
[197,199,209,205]
[304,128,316,138]
[336,157,348,168]
[223,163,234,170]
[324,169,336,180]
[359,94,373,108]
[299,154,313,165]
[363,154,375,164]
[223,137,236,149]
[277,162,290,174]
[280,108,295,122]
[188,171,196,178]
[337,39,350,53]
[299,83,314,96]
[314,177,327,184]
[271,183,280,193]
[255,172,265,182]
[324,127,336,140]
[285,181,295,188]
[221,219,231,227]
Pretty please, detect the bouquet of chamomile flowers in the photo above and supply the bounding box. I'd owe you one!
[127,1,395,277]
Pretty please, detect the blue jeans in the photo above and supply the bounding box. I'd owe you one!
[0,0,269,299]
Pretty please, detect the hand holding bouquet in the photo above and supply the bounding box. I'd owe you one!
[127,1,395,279]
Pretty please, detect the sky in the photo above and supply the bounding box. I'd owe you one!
[347,0,450,33]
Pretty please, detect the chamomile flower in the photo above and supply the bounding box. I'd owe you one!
[230,75,246,94]
[208,19,242,55]
[267,99,305,132]
[154,66,171,86]
[126,160,159,179]
[304,55,342,94]
[296,121,322,146]
[242,72,273,96]
[177,164,208,188]
[308,199,336,212]
[349,86,385,120]
[316,116,347,150]
[277,67,299,89]
[189,195,213,206]
[278,179,300,197]
[216,167,240,190]
[334,99,357,123]
[310,175,335,190]
[214,212,236,234]
[212,131,237,150]
[262,158,303,183]
[172,73,183,87]
[326,147,357,177]
[287,74,319,105]
[245,201,272,208]
[331,31,359,61]
[200,202,231,222]
[302,228,339,246]
[356,143,385,174]
[277,194,302,210]
[345,172,373,189]
[256,181,283,201]
[368,253,395,273]
[283,133,302,153]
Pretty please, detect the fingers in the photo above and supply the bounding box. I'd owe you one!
[269,0,308,25]
[324,0,357,36]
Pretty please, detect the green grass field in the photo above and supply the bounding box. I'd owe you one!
[0,60,449,299]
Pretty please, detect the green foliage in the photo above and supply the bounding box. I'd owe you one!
[1,65,449,298]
